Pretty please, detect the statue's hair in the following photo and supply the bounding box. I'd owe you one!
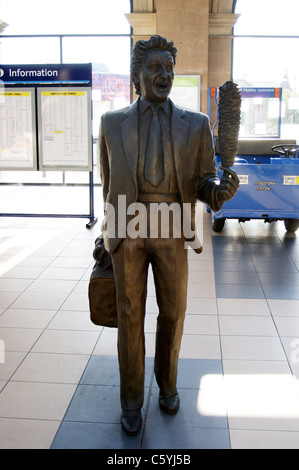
[131,35,177,95]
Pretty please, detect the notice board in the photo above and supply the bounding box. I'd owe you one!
[170,75,201,112]
[38,87,92,171]
[0,63,92,171]
[0,87,37,170]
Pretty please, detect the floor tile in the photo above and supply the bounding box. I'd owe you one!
[253,260,298,273]
[92,330,118,356]
[180,334,221,360]
[48,309,99,331]
[267,299,299,317]
[216,283,265,299]
[0,381,76,420]
[142,425,230,449]
[0,417,60,449]
[222,360,295,392]
[80,355,154,387]
[10,292,67,310]
[176,358,223,391]
[51,421,142,449]
[50,256,92,269]
[0,278,33,292]
[1,266,47,279]
[217,298,270,316]
[32,329,100,355]
[274,316,299,337]
[63,384,127,424]
[226,389,299,431]
[213,259,256,272]
[280,337,299,365]
[0,351,27,381]
[230,429,299,449]
[25,279,77,295]
[13,256,55,268]
[215,271,260,285]
[187,282,216,298]
[258,271,299,285]
[0,308,56,329]
[39,267,86,280]
[262,284,299,300]
[184,314,219,335]
[219,315,278,336]
[186,298,217,315]
[221,336,286,361]
[0,292,23,309]
[12,352,90,384]
[0,327,43,352]
[148,386,227,428]
[60,293,89,311]
[144,388,229,449]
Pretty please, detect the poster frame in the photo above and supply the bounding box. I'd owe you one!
[37,86,92,171]
[0,86,37,171]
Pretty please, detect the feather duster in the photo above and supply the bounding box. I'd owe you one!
[217,81,241,169]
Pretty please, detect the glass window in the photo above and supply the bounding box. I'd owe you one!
[234,0,299,36]
[0,37,61,64]
[233,0,299,139]
[1,0,131,35]
[233,37,299,90]
[62,36,131,74]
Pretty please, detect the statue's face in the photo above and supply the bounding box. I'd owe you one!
[138,50,174,103]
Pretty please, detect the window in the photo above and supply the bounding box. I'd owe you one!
[0,0,132,185]
[233,0,299,139]
[0,0,130,35]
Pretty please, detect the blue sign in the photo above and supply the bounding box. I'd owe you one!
[239,87,282,99]
[0,63,92,84]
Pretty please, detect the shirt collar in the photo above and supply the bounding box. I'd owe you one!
[139,97,170,116]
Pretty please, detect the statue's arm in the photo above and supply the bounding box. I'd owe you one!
[196,116,239,212]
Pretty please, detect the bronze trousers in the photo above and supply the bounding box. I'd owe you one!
[111,224,188,412]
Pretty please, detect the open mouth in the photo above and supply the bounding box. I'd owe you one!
[156,81,169,93]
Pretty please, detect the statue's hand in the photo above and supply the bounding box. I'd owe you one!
[214,167,239,207]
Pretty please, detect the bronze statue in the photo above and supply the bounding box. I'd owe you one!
[99,35,239,435]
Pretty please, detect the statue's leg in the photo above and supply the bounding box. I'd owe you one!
[112,236,150,412]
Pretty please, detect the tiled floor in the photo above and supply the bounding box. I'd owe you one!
[1,185,299,449]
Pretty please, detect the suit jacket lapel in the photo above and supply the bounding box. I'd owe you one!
[170,100,190,191]
[121,99,139,183]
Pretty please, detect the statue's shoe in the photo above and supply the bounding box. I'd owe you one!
[121,410,142,436]
[159,393,180,414]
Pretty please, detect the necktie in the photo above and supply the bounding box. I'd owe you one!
[144,104,164,187]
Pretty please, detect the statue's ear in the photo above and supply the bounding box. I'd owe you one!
[132,71,139,85]
[132,72,141,96]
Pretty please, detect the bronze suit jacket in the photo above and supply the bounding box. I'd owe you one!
[99,97,218,254]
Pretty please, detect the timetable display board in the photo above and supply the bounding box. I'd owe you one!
[0,88,37,170]
[37,87,92,171]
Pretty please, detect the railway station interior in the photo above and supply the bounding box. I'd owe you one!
[1,0,299,449]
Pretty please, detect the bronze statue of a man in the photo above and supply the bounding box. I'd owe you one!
[99,35,239,435]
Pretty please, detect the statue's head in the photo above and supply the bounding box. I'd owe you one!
[131,35,177,103]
